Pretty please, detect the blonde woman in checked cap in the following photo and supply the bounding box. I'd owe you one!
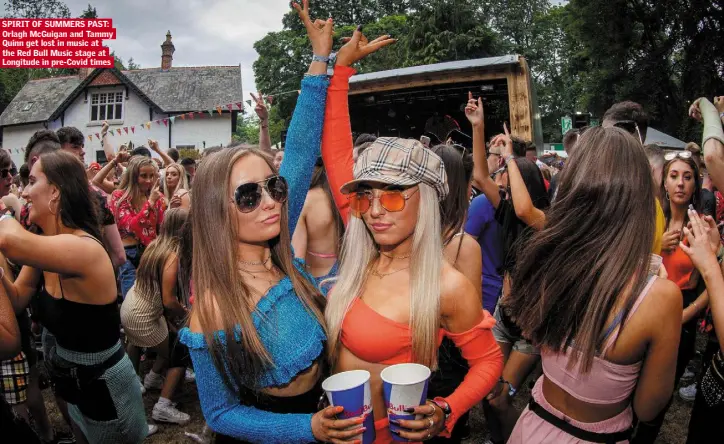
[323,137,503,443]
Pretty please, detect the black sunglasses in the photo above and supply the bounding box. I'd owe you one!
[0,168,12,178]
[232,175,288,213]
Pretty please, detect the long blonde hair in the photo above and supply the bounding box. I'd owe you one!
[325,184,443,369]
[116,156,158,210]
[190,146,326,391]
[163,163,189,202]
[135,208,188,302]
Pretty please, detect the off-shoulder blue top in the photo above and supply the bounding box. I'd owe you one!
[179,74,329,444]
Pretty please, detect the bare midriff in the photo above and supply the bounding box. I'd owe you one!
[261,360,323,398]
[541,376,631,423]
[336,345,391,422]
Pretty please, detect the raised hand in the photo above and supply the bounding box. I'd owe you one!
[251,92,269,122]
[292,0,333,57]
[147,139,160,152]
[149,179,162,205]
[689,98,703,122]
[101,120,109,135]
[464,91,484,127]
[336,26,395,67]
[681,209,720,274]
[491,124,514,158]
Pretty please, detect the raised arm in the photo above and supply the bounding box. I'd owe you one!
[93,151,128,193]
[149,140,175,167]
[321,29,396,226]
[252,93,272,152]
[466,94,500,208]
[279,2,333,236]
[692,98,724,192]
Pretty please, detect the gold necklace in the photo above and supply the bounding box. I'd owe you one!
[371,265,410,278]
[238,255,271,266]
[379,250,411,259]
[238,265,279,287]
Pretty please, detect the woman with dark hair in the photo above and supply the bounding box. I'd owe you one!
[178,3,364,442]
[505,127,682,443]
[633,152,706,443]
[464,97,550,444]
[291,157,345,285]
[0,150,146,443]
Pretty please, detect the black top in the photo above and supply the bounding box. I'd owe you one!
[30,236,120,353]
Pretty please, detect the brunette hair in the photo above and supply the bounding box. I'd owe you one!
[135,209,188,303]
[661,156,702,229]
[25,130,60,164]
[190,146,326,391]
[40,151,101,240]
[504,127,654,371]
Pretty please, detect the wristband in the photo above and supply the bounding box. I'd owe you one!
[311,54,331,64]
[503,155,515,165]
[431,397,451,422]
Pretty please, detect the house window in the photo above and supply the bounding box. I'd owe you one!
[175,145,196,150]
[90,91,124,122]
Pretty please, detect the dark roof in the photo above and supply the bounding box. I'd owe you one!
[0,76,80,126]
[123,66,242,112]
[0,65,243,127]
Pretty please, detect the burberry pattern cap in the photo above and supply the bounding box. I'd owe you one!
[340,137,449,201]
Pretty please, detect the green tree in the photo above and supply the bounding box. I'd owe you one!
[3,0,71,18]
[126,58,140,70]
[79,3,97,18]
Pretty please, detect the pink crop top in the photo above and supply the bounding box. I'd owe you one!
[541,276,657,405]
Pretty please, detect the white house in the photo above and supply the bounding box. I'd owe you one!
[0,32,243,166]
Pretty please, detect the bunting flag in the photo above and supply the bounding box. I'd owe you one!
[116,128,122,135]
[109,131,114,136]
[88,135,92,142]
[216,106,223,115]
[207,110,214,117]
[235,102,242,110]
[124,127,129,134]
[169,116,175,124]
[180,114,186,120]
[246,100,252,107]
[163,119,168,127]
[131,126,135,134]
[95,133,100,140]
[188,113,194,120]
[226,103,233,112]
[146,122,152,130]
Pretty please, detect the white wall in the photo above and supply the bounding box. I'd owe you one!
[171,113,232,150]
[2,122,47,167]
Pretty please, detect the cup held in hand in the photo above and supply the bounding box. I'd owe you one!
[381,363,431,442]
[322,370,375,444]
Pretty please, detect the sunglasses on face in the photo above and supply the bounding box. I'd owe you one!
[0,168,12,178]
[348,187,419,216]
[664,150,693,161]
[613,120,643,144]
[232,175,288,213]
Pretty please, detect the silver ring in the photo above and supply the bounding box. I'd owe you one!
[427,417,434,429]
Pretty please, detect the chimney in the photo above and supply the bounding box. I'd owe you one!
[78,67,93,80]
[161,31,175,70]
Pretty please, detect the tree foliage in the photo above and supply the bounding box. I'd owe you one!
[4,0,70,19]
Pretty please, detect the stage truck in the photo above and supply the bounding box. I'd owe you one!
[348,55,542,150]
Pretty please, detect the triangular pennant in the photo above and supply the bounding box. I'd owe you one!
[116,128,121,135]
[124,127,129,134]
[162,119,168,127]
[246,100,252,107]
[109,131,114,136]
[180,114,186,120]
[95,133,100,140]
[216,106,223,115]
[188,113,194,120]
[146,122,152,130]
[88,135,92,142]
[131,126,135,134]
[226,103,233,112]
[170,116,175,124]
[208,110,214,117]
[235,102,242,110]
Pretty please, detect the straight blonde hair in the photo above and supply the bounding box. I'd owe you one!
[163,163,189,202]
[190,146,326,391]
[116,156,158,211]
[325,184,443,369]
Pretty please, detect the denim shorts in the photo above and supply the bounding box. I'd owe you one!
[118,246,139,300]
[492,304,540,356]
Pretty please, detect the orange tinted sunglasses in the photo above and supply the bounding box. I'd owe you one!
[348,187,419,216]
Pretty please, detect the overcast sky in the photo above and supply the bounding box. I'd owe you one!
[1,0,292,105]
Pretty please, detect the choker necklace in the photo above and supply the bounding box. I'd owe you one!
[238,255,271,266]
[379,250,411,260]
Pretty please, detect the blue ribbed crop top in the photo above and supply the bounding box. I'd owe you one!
[178,74,329,444]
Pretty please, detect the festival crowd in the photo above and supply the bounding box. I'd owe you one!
[2,2,724,443]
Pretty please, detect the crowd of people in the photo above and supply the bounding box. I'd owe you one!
[2,1,724,443]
